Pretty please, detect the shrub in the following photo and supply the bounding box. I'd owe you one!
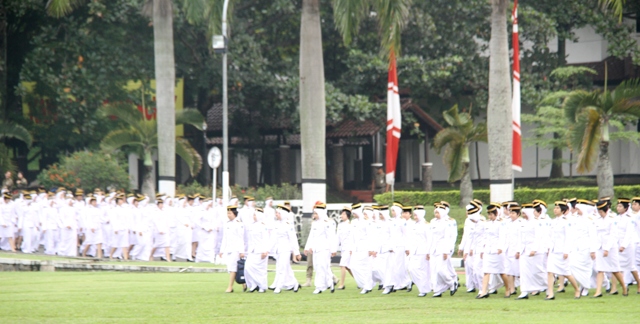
[177,183,302,203]
[37,151,130,192]
[374,185,640,206]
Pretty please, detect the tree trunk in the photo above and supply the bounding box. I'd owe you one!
[141,165,155,199]
[487,0,513,202]
[460,163,473,207]
[550,36,565,179]
[153,0,176,196]
[299,0,326,215]
[597,141,614,198]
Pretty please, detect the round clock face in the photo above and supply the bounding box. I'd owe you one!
[208,147,222,168]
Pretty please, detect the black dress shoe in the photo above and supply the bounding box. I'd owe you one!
[592,294,603,298]
[475,293,489,299]
[451,282,459,296]
[225,289,234,293]
[516,295,528,300]
[331,286,335,293]
[531,291,540,296]
[544,296,555,300]
[466,288,476,293]
[432,293,442,298]
[490,290,497,295]
[557,289,565,293]
[268,287,275,291]
[622,292,628,297]
[609,291,619,295]
[294,285,300,293]
[378,284,383,291]
[407,282,413,293]
[574,296,581,299]
[504,294,511,298]
[336,286,345,290]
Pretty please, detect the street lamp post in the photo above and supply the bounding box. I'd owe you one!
[213,0,231,206]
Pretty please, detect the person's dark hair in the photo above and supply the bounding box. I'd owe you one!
[488,209,498,216]
[559,204,569,214]
[229,209,239,217]
[534,206,542,214]
[619,202,630,210]
[341,210,352,220]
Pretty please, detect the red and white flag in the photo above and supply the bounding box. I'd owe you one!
[512,0,522,172]
[386,51,402,185]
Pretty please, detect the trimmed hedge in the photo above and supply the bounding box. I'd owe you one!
[374,185,640,206]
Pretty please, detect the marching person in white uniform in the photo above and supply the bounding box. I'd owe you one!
[270,204,301,294]
[347,203,374,294]
[592,200,628,297]
[304,202,337,294]
[0,192,17,252]
[219,205,245,293]
[544,201,581,300]
[609,198,640,294]
[569,200,598,297]
[430,204,458,298]
[405,205,431,297]
[476,203,510,299]
[244,208,271,293]
[336,206,353,290]
[382,203,411,294]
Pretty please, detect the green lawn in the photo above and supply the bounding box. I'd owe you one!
[1,269,637,323]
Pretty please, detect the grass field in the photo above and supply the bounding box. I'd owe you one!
[1,267,638,323]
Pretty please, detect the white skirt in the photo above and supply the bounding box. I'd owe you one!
[570,249,593,289]
[595,247,621,272]
[0,224,13,238]
[482,253,505,274]
[339,251,351,267]
[519,253,547,293]
[619,244,637,272]
[84,229,103,245]
[225,252,240,272]
[547,252,571,276]
[110,230,129,248]
[505,254,520,276]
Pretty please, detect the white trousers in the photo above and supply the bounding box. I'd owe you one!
[350,251,373,290]
[408,254,431,294]
[313,250,334,291]
[245,253,269,291]
[271,251,298,290]
[372,253,388,286]
[430,254,456,295]
[58,228,77,257]
[383,251,411,289]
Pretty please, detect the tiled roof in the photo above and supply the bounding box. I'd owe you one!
[326,119,381,138]
[571,56,640,82]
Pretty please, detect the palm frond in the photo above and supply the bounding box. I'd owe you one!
[100,102,145,130]
[433,128,464,153]
[101,129,144,152]
[175,108,205,130]
[563,90,601,121]
[176,138,203,176]
[0,121,33,147]
[46,0,85,18]
[599,0,625,22]
[182,0,208,25]
[467,122,488,143]
[443,143,464,182]
[331,0,369,46]
[571,108,602,174]
[540,91,571,106]
[610,79,640,117]
[374,0,412,57]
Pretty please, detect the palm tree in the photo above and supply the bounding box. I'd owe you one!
[47,0,183,196]
[331,0,412,58]
[599,0,626,21]
[299,0,327,206]
[487,0,512,202]
[433,105,487,207]
[0,121,33,174]
[564,78,640,198]
[100,103,204,197]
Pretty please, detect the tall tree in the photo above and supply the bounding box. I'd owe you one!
[100,104,203,197]
[564,78,640,197]
[150,0,177,196]
[433,105,487,206]
[487,0,512,201]
[299,0,326,211]
[46,0,187,196]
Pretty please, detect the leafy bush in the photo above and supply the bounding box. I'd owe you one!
[37,151,130,192]
[0,144,17,176]
[374,185,640,206]
[177,183,302,202]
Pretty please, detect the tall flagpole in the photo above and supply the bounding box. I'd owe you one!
[512,0,522,174]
